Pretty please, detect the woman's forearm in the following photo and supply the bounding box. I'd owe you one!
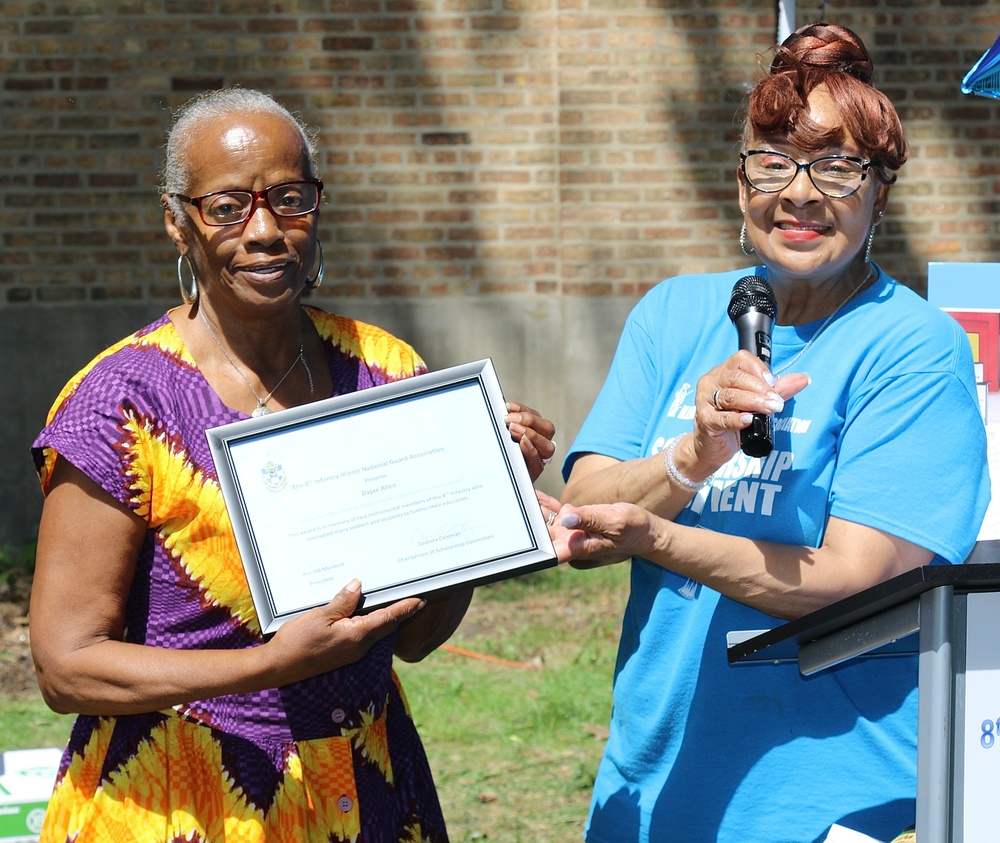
[562,444,714,521]
[33,639,279,716]
[559,504,933,620]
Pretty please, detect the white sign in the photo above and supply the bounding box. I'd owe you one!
[962,591,1000,839]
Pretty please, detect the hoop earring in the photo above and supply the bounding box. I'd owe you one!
[177,254,198,305]
[740,222,755,256]
[305,242,324,289]
[864,223,877,265]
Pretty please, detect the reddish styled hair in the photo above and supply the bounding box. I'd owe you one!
[743,23,908,183]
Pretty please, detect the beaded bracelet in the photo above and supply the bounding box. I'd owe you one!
[662,436,714,493]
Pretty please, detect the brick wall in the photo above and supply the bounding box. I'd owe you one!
[3,0,1000,543]
[4,0,1000,306]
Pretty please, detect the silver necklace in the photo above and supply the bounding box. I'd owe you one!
[198,308,314,417]
[772,265,875,376]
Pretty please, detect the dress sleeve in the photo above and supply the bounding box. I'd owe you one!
[309,307,428,384]
[32,349,156,515]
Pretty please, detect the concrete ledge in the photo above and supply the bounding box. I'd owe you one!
[2,296,637,544]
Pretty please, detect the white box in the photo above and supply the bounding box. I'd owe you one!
[0,748,62,842]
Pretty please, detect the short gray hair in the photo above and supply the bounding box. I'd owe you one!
[160,88,320,222]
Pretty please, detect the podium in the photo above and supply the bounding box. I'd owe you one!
[727,556,1000,842]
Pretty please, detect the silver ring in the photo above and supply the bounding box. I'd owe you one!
[546,509,558,526]
[541,441,557,466]
[712,388,724,411]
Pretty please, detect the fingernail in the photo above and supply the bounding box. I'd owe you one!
[344,578,361,593]
[739,413,754,425]
[765,395,784,412]
[561,513,581,528]
[763,371,777,387]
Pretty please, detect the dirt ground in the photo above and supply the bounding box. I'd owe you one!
[0,575,37,699]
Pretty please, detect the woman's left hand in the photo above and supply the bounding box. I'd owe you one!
[536,490,654,569]
[506,402,556,481]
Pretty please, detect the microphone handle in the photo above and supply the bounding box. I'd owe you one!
[736,319,774,458]
[741,413,774,458]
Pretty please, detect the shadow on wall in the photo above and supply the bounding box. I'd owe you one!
[1,303,164,544]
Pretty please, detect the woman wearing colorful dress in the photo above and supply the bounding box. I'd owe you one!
[29,88,555,843]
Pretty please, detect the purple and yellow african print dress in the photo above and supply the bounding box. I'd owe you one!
[31,306,449,843]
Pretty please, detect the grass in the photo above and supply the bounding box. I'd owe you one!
[0,542,74,752]
[0,558,630,842]
[397,563,628,842]
[0,700,73,751]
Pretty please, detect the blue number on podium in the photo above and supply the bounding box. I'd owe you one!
[982,719,997,749]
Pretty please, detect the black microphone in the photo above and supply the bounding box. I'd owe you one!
[727,275,778,458]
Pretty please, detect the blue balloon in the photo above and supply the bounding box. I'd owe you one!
[963,34,1000,99]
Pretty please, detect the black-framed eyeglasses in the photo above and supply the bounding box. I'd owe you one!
[740,150,873,199]
[170,179,324,226]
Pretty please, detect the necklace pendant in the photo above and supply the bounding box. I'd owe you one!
[251,404,271,418]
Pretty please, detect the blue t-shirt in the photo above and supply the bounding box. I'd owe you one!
[565,266,990,843]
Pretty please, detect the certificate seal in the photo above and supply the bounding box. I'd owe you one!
[260,461,287,492]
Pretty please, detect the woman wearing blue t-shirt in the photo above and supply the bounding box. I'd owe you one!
[548,23,989,843]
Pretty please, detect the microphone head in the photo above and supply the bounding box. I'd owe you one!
[728,275,777,323]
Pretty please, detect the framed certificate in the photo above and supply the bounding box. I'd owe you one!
[206,359,556,634]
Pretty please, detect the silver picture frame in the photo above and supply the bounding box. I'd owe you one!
[206,358,556,634]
